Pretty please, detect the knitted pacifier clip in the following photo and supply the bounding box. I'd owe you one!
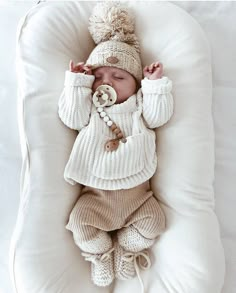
[93,85,127,152]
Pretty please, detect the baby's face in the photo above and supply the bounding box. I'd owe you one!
[92,67,137,104]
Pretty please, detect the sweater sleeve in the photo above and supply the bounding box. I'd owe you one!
[58,71,95,131]
[141,76,174,129]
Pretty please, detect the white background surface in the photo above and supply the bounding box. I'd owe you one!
[0,1,235,293]
[0,3,34,293]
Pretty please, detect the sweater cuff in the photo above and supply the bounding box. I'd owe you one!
[141,76,172,94]
[64,71,95,87]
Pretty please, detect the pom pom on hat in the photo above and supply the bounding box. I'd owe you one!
[86,1,142,82]
[88,2,140,53]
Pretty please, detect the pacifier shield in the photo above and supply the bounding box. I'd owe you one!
[93,85,117,108]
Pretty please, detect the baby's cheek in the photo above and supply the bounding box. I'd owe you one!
[92,82,98,92]
[116,93,129,104]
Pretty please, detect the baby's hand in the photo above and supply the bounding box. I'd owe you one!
[143,62,163,80]
[69,60,92,75]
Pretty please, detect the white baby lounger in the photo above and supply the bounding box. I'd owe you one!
[10,1,225,293]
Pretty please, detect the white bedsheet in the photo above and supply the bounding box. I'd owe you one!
[0,1,235,293]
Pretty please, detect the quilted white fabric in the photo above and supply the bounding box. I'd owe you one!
[10,2,225,293]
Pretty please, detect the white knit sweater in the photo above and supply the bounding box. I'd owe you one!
[58,71,173,190]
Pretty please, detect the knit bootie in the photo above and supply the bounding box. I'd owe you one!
[114,241,136,280]
[114,240,151,293]
[82,248,114,287]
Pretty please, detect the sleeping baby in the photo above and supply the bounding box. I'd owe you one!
[58,1,173,289]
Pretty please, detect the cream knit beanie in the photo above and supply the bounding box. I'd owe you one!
[86,2,142,82]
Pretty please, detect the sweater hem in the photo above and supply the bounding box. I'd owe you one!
[64,161,157,190]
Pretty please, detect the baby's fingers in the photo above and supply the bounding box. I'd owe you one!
[148,64,155,72]
[75,62,85,67]
[83,65,93,75]
[143,66,152,76]
[69,60,74,71]
[143,65,149,73]
[154,62,163,70]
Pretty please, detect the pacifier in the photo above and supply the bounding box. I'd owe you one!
[92,85,126,152]
[92,85,117,108]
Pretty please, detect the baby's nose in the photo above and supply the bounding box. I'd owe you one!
[102,78,112,86]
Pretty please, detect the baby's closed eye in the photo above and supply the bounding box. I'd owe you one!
[114,76,124,80]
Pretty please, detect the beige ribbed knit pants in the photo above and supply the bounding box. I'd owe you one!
[66,181,165,254]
